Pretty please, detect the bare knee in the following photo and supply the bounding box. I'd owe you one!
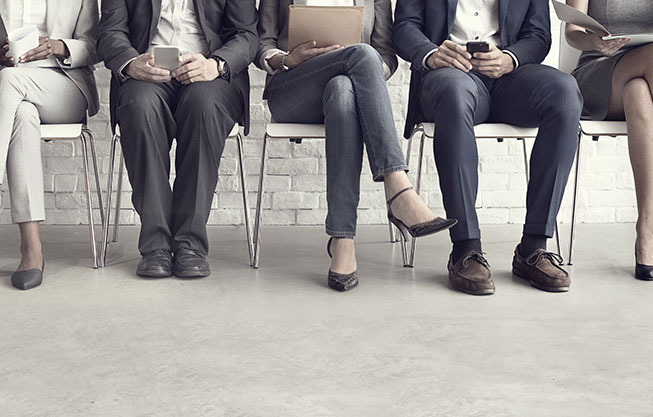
[623,78,652,120]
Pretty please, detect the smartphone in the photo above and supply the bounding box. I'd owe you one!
[466,41,490,54]
[153,46,180,71]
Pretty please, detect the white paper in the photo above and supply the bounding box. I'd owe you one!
[551,0,609,34]
[603,34,653,47]
[8,26,39,60]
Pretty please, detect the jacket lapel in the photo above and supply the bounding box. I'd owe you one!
[150,0,162,42]
[498,0,509,42]
[45,0,57,35]
[447,0,457,34]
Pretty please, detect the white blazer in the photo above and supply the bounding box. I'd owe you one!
[0,0,100,116]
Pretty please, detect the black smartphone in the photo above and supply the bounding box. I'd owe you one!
[466,41,490,54]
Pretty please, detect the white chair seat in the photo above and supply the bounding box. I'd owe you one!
[40,124,83,140]
[266,123,326,139]
[579,120,627,137]
[420,122,538,139]
[114,123,239,138]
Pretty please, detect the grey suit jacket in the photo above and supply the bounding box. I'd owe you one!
[256,0,397,80]
[0,0,100,116]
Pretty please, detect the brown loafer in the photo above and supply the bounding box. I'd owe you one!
[448,251,495,296]
[512,245,570,292]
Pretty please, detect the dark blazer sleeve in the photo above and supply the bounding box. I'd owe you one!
[97,0,140,76]
[392,0,437,71]
[371,0,398,78]
[211,0,259,79]
[255,0,282,72]
[503,0,551,66]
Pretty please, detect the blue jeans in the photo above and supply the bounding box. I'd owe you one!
[265,44,408,238]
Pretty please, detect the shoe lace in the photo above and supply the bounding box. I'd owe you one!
[462,251,490,269]
[526,250,564,267]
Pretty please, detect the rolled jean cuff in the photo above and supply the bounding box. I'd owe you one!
[373,164,409,182]
[523,222,555,238]
[326,227,356,239]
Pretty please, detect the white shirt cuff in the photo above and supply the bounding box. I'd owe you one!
[118,57,138,82]
[502,50,519,70]
[422,48,439,71]
[261,48,287,75]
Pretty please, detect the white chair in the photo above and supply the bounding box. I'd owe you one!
[41,123,104,268]
[252,123,399,269]
[558,22,629,264]
[100,124,253,268]
[403,122,563,268]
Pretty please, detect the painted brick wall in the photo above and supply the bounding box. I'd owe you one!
[0,7,636,227]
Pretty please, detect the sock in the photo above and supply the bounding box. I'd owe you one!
[519,235,547,257]
[452,239,482,263]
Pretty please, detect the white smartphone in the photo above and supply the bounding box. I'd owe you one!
[153,46,180,71]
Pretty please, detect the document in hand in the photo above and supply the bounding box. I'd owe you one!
[288,5,364,51]
[552,0,653,47]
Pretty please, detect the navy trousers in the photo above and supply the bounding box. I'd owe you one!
[419,64,583,243]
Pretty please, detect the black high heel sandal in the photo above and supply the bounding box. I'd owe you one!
[387,187,458,241]
[327,237,359,292]
[635,247,653,281]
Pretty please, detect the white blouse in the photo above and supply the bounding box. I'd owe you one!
[0,0,57,67]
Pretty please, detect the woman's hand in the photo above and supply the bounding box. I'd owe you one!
[283,40,342,69]
[587,32,630,56]
[20,37,69,63]
[0,38,15,67]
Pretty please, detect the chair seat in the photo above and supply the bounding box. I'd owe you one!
[266,123,326,139]
[114,124,240,138]
[40,124,83,140]
[579,120,627,137]
[419,122,538,139]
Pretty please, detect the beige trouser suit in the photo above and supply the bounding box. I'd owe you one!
[0,0,100,223]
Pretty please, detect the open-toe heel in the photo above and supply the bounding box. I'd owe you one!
[387,187,457,239]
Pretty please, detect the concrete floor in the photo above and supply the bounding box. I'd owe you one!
[0,223,651,417]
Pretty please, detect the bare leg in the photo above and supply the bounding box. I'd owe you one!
[17,221,43,271]
[606,44,653,264]
[329,238,357,275]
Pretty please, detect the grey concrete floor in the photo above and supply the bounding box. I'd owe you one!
[0,224,651,417]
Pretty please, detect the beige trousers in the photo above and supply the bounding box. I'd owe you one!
[0,67,87,223]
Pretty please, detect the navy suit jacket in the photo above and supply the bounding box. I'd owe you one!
[392,0,552,138]
[97,0,259,134]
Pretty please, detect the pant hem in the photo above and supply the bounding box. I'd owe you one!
[326,228,356,238]
[373,164,409,182]
[523,223,555,238]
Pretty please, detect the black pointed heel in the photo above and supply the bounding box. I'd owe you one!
[11,261,45,291]
[387,187,458,240]
[635,249,653,281]
[326,237,358,292]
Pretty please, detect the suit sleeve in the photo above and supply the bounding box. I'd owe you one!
[97,0,140,76]
[503,0,551,66]
[59,0,99,68]
[255,0,285,74]
[210,0,259,81]
[392,0,438,71]
[371,0,398,79]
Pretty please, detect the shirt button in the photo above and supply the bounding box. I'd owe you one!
[475,36,480,40]
[474,11,479,16]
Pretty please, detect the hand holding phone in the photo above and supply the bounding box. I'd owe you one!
[466,41,490,54]
[153,46,180,71]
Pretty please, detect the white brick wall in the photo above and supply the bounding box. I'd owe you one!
[0,6,637,226]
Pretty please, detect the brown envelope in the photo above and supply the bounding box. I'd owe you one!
[288,5,364,51]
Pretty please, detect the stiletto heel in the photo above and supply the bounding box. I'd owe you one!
[326,237,359,292]
[386,187,457,238]
[635,246,653,281]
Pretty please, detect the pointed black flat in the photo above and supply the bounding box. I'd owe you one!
[11,262,45,290]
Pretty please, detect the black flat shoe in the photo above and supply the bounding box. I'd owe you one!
[635,263,653,281]
[173,248,210,279]
[327,238,358,292]
[387,187,458,240]
[137,249,173,278]
[11,262,44,290]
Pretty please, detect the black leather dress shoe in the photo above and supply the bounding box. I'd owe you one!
[137,249,173,278]
[11,262,44,290]
[173,248,210,279]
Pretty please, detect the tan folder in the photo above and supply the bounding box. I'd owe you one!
[288,5,364,51]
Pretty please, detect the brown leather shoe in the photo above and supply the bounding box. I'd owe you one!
[448,251,495,296]
[512,245,570,292]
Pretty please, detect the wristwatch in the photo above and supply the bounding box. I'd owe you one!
[210,57,228,79]
[279,53,290,71]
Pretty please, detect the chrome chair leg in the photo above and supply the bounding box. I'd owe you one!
[85,128,104,232]
[101,133,119,268]
[80,131,99,269]
[113,150,124,243]
[236,132,254,266]
[406,132,426,268]
[568,132,582,265]
[253,133,269,269]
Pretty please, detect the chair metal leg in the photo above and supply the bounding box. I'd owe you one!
[80,132,99,269]
[568,132,583,265]
[406,132,426,268]
[85,128,104,232]
[520,138,563,258]
[101,133,119,268]
[252,133,269,269]
[112,151,124,243]
[236,132,254,266]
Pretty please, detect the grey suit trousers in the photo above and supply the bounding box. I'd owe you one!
[0,67,87,223]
